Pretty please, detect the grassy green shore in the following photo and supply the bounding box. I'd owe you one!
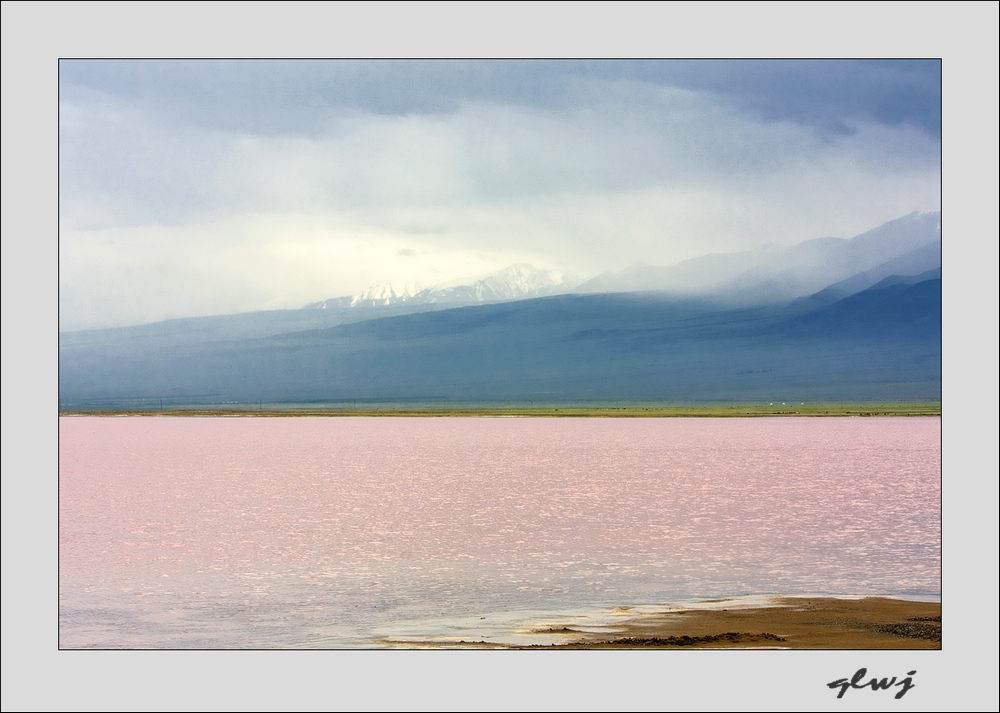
[59,402,941,418]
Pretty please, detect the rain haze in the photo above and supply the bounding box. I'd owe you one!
[59,59,941,331]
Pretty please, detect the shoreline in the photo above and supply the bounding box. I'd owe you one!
[378,596,941,650]
[58,403,942,418]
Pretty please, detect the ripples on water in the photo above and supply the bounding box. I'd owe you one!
[59,416,940,648]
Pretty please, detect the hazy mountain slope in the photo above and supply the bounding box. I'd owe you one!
[575,211,940,304]
[59,302,465,353]
[792,260,940,312]
[60,276,940,407]
[798,240,941,307]
[60,264,584,356]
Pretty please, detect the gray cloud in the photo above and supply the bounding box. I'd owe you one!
[59,60,941,330]
[60,59,941,137]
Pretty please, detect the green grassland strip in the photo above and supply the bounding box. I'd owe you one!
[60,403,941,418]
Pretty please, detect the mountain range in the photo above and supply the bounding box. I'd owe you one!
[305,211,939,312]
[59,212,941,407]
[306,264,581,310]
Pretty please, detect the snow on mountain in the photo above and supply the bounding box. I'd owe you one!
[480,263,576,298]
[350,280,425,307]
[307,264,581,310]
[415,264,580,304]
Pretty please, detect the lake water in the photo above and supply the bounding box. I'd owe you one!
[59,416,940,648]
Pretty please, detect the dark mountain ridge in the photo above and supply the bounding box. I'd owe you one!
[60,272,941,407]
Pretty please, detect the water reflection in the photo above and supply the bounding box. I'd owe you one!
[60,416,940,648]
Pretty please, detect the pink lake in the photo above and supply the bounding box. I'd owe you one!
[59,416,940,648]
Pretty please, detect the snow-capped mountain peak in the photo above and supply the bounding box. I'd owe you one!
[471,263,571,300]
[306,264,581,310]
[350,280,424,307]
[414,264,580,305]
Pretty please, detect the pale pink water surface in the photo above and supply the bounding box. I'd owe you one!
[59,416,940,648]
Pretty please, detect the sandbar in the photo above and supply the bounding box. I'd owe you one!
[516,597,941,649]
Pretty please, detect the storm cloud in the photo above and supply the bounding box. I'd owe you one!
[59,59,941,330]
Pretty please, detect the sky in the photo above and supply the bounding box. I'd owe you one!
[59,59,942,330]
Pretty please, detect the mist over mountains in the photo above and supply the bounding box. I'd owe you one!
[305,212,939,312]
[59,212,941,407]
[575,211,940,303]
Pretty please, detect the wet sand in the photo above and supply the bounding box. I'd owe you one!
[520,597,941,649]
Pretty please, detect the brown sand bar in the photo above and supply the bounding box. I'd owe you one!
[518,597,941,649]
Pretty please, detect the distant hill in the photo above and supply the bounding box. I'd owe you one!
[60,273,941,408]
